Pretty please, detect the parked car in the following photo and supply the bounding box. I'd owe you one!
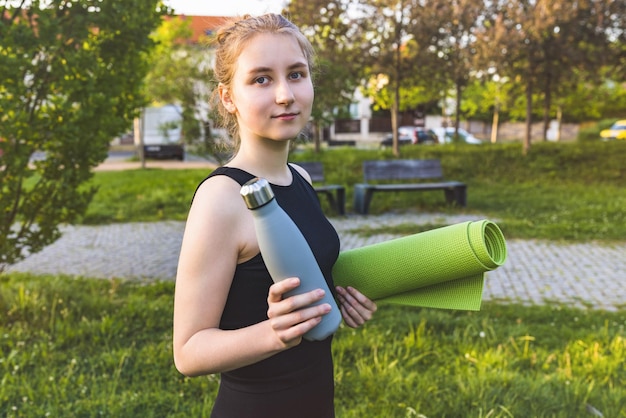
[380,126,438,147]
[141,105,185,160]
[432,127,482,144]
[600,120,626,141]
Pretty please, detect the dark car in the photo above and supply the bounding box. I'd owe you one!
[380,126,438,148]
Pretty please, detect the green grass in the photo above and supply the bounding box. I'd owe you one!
[1,273,624,417]
[81,169,209,224]
[4,140,625,417]
[290,141,626,243]
[82,141,626,242]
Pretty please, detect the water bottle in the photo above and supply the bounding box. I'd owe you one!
[240,177,342,341]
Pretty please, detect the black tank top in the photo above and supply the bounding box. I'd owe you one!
[197,165,340,418]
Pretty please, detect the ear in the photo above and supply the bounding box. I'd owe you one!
[218,83,237,114]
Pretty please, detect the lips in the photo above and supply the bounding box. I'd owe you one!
[273,112,299,120]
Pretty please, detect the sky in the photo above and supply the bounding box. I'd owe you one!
[163,0,286,16]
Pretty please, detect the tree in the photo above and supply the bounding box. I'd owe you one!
[0,0,166,270]
[527,0,625,141]
[423,0,484,139]
[477,1,561,153]
[477,0,625,153]
[284,0,365,152]
[357,0,444,156]
[143,15,224,163]
[461,74,513,143]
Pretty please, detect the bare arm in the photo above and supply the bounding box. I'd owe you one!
[172,176,331,377]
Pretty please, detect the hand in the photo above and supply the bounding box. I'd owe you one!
[335,286,377,328]
[266,278,331,347]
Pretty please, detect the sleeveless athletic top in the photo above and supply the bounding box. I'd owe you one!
[197,165,340,418]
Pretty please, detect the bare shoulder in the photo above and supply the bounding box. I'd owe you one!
[185,174,249,236]
[288,162,312,184]
[184,173,256,263]
[192,174,245,211]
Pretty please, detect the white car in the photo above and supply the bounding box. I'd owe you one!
[432,127,482,144]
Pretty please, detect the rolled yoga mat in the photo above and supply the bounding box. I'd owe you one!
[332,220,507,311]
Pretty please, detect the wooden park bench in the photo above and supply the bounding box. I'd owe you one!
[296,161,346,215]
[353,159,467,214]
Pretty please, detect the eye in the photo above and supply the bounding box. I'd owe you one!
[254,76,270,85]
[289,72,304,80]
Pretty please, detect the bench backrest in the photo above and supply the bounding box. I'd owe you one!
[295,161,325,183]
[363,159,444,181]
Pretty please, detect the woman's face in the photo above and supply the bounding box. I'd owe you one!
[221,32,314,143]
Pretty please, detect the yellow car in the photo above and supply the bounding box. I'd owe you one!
[600,120,626,140]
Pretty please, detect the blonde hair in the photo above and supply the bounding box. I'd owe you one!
[210,14,315,151]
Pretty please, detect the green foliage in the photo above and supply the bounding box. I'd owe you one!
[297,0,626,148]
[291,141,626,242]
[333,303,626,417]
[1,273,624,417]
[0,273,217,417]
[285,0,367,149]
[0,0,167,269]
[80,141,626,243]
[81,168,209,224]
[144,16,223,161]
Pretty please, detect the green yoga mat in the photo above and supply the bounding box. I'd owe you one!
[332,220,507,311]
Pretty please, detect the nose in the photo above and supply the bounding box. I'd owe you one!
[275,80,295,106]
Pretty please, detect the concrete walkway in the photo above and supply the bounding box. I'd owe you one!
[7,213,626,312]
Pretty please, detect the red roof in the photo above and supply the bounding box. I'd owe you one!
[176,15,229,43]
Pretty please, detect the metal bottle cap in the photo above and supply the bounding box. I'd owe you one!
[240,177,275,209]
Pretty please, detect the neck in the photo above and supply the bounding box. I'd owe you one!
[229,139,292,185]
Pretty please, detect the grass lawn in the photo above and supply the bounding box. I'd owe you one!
[1,273,624,417]
[2,140,625,417]
[81,141,626,242]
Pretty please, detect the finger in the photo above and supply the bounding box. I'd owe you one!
[274,316,323,346]
[336,286,376,321]
[270,301,331,327]
[269,303,331,341]
[337,289,377,326]
[268,277,300,303]
[336,292,364,327]
[339,303,359,328]
[344,286,378,312]
[268,287,327,320]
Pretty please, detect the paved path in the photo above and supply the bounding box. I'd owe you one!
[7,213,626,311]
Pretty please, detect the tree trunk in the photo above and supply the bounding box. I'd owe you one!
[542,73,552,142]
[555,106,562,142]
[134,115,145,169]
[391,97,399,157]
[491,105,499,144]
[314,122,321,153]
[392,32,402,158]
[524,81,533,155]
[454,81,462,135]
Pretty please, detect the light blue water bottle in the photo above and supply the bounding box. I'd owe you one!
[240,177,342,341]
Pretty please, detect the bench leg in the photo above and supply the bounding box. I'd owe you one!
[318,191,337,215]
[316,189,346,215]
[336,187,346,215]
[444,186,467,207]
[353,185,373,214]
[456,185,467,207]
[444,189,454,205]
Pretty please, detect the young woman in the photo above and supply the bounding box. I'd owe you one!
[173,14,377,418]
